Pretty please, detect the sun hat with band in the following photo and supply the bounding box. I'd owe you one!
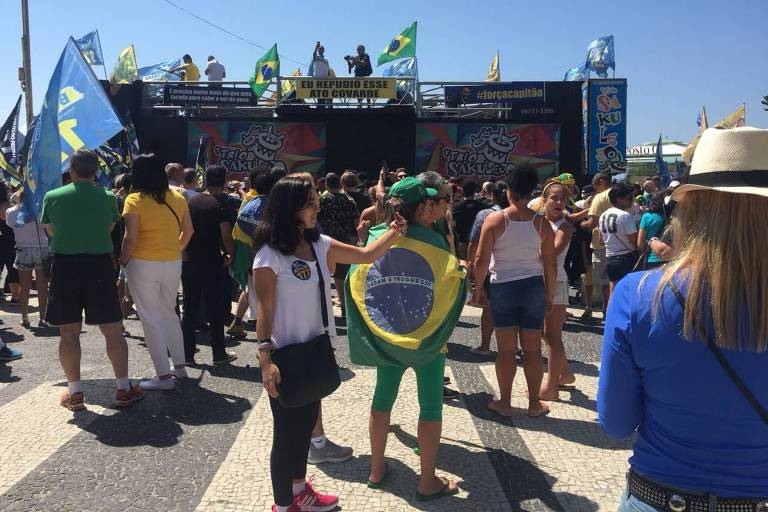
[388,176,439,205]
[672,127,768,201]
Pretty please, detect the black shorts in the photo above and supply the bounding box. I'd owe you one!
[45,254,122,326]
[606,253,638,283]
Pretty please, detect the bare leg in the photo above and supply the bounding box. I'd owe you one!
[520,329,549,417]
[478,307,494,351]
[58,323,82,382]
[17,269,32,324]
[416,420,457,495]
[489,327,518,415]
[36,267,48,320]
[100,321,128,379]
[540,305,567,400]
[235,291,248,320]
[368,409,390,483]
[312,402,324,437]
[334,277,345,314]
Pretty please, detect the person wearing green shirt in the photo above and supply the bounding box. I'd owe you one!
[40,149,144,412]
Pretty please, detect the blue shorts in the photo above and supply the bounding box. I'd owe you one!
[489,276,545,331]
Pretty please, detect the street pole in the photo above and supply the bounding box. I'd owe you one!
[20,0,34,130]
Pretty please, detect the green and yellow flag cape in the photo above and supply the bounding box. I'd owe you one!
[345,223,466,368]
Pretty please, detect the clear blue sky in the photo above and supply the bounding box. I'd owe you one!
[2,0,766,146]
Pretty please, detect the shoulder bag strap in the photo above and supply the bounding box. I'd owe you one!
[308,242,329,333]
[161,199,181,229]
[668,281,768,425]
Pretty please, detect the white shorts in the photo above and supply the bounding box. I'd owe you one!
[553,280,569,306]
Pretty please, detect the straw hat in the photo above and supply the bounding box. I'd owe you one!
[672,127,768,200]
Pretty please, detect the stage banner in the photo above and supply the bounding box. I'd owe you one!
[584,79,627,175]
[294,78,397,100]
[165,85,257,106]
[444,82,545,105]
[187,121,326,179]
[415,123,560,181]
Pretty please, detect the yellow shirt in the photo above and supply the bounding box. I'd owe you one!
[180,63,200,81]
[123,189,189,261]
[588,189,611,249]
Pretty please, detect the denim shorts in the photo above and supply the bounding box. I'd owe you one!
[607,253,638,283]
[14,246,50,271]
[489,276,545,331]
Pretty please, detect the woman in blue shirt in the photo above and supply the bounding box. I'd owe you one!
[636,192,666,270]
[598,127,768,511]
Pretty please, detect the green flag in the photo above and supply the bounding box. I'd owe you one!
[345,223,466,368]
[109,45,138,84]
[377,21,417,67]
[249,44,280,98]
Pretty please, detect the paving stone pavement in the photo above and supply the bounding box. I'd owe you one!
[0,293,629,511]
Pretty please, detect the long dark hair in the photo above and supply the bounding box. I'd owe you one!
[131,154,168,203]
[252,176,320,255]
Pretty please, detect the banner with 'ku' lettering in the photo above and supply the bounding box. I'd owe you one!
[345,223,466,368]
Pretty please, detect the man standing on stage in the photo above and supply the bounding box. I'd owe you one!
[345,45,372,77]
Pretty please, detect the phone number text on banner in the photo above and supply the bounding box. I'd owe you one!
[294,78,397,99]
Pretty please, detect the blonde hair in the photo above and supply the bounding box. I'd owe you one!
[654,190,768,352]
[534,180,569,214]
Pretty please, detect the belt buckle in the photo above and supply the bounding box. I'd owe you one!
[668,494,686,512]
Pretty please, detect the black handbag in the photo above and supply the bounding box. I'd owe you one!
[269,243,341,408]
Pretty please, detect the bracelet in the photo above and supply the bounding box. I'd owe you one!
[647,237,660,249]
[256,339,273,352]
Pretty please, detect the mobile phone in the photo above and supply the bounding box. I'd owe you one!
[381,160,389,172]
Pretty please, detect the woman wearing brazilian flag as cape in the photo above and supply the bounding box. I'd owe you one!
[345,177,467,501]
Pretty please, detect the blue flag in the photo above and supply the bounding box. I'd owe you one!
[74,30,104,66]
[563,63,588,81]
[383,57,417,94]
[586,35,615,78]
[656,134,670,187]
[138,59,182,82]
[20,38,123,224]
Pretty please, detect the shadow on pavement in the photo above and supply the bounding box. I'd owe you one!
[67,377,252,448]
[0,327,24,344]
[445,342,495,363]
[563,319,604,336]
[0,364,21,383]
[320,423,600,511]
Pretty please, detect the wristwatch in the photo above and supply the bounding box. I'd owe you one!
[647,237,660,249]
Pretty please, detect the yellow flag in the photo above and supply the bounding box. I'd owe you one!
[109,45,138,84]
[486,51,500,82]
[267,68,302,104]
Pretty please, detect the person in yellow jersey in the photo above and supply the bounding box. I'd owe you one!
[171,54,200,82]
[579,172,613,318]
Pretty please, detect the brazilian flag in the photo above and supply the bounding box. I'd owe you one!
[345,223,466,368]
[249,44,280,99]
[377,22,417,67]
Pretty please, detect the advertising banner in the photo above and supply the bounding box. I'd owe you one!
[585,79,627,175]
[294,78,397,100]
[166,85,257,106]
[444,82,546,105]
[188,121,326,179]
[415,123,560,181]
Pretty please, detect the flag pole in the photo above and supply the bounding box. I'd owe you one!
[97,30,108,80]
[20,0,34,130]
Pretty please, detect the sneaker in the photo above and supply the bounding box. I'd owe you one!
[0,346,22,362]
[38,320,51,328]
[139,376,175,391]
[226,322,246,339]
[293,475,338,512]
[60,391,85,411]
[271,505,299,512]
[308,438,353,464]
[581,307,593,319]
[115,384,145,408]
[443,386,459,399]
[213,353,237,365]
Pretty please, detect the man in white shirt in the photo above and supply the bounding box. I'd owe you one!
[312,42,331,107]
[598,182,638,294]
[205,56,226,81]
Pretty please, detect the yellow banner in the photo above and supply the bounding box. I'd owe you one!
[294,78,397,100]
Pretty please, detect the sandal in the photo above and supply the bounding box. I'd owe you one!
[416,477,460,501]
[366,463,390,489]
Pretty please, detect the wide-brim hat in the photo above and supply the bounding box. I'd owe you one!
[672,127,768,201]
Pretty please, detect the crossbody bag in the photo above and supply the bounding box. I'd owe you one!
[668,281,768,425]
[270,242,341,408]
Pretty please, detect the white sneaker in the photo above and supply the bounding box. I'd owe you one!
[172,366,188,379]
[139,376,175,391]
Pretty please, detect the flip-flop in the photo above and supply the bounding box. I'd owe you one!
[416,477,460,501]
[366,463,390,489]
[558,383,576,390]
[527,407,551,418]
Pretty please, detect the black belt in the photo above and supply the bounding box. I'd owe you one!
[628,470,768,512]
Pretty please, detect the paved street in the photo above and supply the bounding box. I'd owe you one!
[0,293,631,512]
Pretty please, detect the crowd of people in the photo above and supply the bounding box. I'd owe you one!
[0,126,766,511]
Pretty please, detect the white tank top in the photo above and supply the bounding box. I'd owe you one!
[549,217,568,282]
[489,211,543,284]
